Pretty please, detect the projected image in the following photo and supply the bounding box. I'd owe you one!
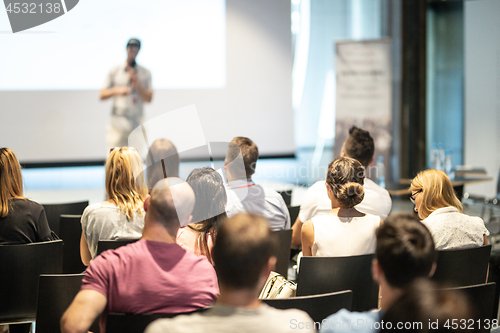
[0,0,226,90]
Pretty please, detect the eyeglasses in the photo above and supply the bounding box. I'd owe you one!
[409,189,422,204]
[109,147,138,153]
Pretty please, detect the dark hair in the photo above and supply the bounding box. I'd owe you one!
[186,167,227,264]
[212,213,278,289]
[225,137,259,179]
[342,126,375,167]
[146,138,180,189]
[382,279,476,333]
[376,213,436,288]
[326,157,365,208]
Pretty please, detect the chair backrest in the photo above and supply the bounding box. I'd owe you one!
[445,282,496,323]
[59,215,86,274]
[274,229,292,278]
[277,190,292,206]
[35,274,100,333]
[0,240,63,324]
[288,205,300,226]
[106,308,209,333]
[96,238,140,256]
[42,201,89,236]
[296,254,378,312]
[432,245,491,286]
[263,290,353,323]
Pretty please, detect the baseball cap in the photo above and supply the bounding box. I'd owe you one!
[127,38,141,48]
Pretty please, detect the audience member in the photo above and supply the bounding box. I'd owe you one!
[224,137,290,231]
[61,178,219,333]
[319,213,437,333]
[301,157,382,257]
[146,138,180,189]
[145,213,314,333]
[292,126,392,249]
[177,167,227,263]
[381,279,475,333]
[0,148,58,333]
[0,147,57,244]
[410,169,489,249]
[80,147,148,265]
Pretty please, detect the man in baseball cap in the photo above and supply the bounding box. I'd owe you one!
[100,37,153,150]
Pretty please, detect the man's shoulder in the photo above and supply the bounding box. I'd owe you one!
[364,179,389,196]
[145,304,315,333]
[320,309,381,333]
[136,64,151,76]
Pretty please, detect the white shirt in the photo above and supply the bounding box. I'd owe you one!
[81,202,145,258]
[298,178,392,223]
[103,62,152,120]
[145,303,315,333]
[422,206,489,250]
[225,179,291,231]
[312,213,380,257]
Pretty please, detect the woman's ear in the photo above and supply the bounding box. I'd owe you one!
[326,183,334,199]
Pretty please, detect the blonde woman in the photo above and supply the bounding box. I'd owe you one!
[0,147,57,244]
[410,169,488,250]
[80,147,148,265]
[301,157,383,257]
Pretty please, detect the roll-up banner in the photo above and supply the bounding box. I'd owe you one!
[333,39,393,183]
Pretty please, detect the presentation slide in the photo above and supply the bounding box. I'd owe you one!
[0,0,226,90]
[0,0,294,164]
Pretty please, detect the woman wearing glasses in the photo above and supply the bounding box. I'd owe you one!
[301,157,382,257]
[410,169,488,250]
[80,147,148,265]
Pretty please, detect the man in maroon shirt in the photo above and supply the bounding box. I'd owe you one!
[61,178,219,333]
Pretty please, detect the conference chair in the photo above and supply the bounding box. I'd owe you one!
[35,274,99,333]
[0,240,63,325]
[445,282,496,322]
[277,190,292,206]
[96,238,140,256]
[59,214,86,273]
[296,254,378,312]
[274,229,292,278]
[106,308,209,333]
[263,290,353,323]
[432,245,491,286]
[287,205,300,226]
[42,201,88,236]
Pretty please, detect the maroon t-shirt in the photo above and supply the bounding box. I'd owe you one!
[82,239,219,331]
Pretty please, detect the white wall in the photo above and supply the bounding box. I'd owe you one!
[464,0,500,197]
[0,0,294,164]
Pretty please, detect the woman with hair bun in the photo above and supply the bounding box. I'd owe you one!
[410,169,488,250]
[301,157,382,257]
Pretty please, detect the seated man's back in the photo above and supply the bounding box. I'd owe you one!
[224,137,290,231]
[146,213,314,333]
[85,240,218,314]
[225,181,290,231]
[85,240,218,331]
[146,303,313,333]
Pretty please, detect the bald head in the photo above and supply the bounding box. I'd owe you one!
[149,178,195,228]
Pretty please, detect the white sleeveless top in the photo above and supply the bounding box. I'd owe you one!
[312,213,380,257]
